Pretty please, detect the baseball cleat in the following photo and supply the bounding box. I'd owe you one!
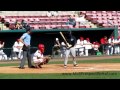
[64,65,67,68]
[73,64,78,67]
[19,67,25,69]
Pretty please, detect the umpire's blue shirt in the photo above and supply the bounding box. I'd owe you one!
[20,33,31,46]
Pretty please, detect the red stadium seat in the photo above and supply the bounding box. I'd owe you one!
[92,14,97,18]
[102,13,107,17]
[45,25,51,29]
[79,26,86,28]
[97,20,103,23]
[34,25,39,29]
[102,20,108,24]
[92,11,97,13]
[102,11,107,13]
[86,25,91,28]
[61,25,70,29]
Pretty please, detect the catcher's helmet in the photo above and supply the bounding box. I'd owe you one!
[38,44,45,53]
[38,44,44,49]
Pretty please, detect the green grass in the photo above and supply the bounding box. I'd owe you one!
[49,58,120,64]
[0,71,120,79]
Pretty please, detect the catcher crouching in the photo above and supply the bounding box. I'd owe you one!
[33,44,50,68]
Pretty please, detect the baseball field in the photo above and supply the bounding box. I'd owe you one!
[1,55,120,79]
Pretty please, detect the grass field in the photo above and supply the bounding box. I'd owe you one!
[0,71,120,79]
[0,58,120,79]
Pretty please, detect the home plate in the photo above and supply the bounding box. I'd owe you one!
[73,67,95,70]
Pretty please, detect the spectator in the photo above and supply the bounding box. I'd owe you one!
[47,11,52,17]
[66,15,76,27]
[5,22,10,28]
[15,21,23,29]
[51,11,58,17]
[0,16,6,30]
[15,20,19,29]
[0,16,5,24]
[75,13,87,25]
[21,20,26,29]
[97,23,103,28]
[107,18,114,26]
[46,11,58,17]
[24,23,30,30]
[9,24,15,30]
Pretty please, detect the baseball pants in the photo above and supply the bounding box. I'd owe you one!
[0,50,7,60]
[20,46,32,68]
[64,47,77,66]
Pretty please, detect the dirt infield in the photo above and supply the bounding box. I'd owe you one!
[0,55,120,74]
[0,63,120,73]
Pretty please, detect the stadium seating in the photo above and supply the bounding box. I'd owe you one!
[0,11,120,31]
[84,11,120,31]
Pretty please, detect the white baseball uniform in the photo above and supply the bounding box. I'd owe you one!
[83,40,92,56]
[114,39,120,54]
[60,42,66,58]
[33,50,44,64]
[107,38,114,55]
[12,41,24,59]
[75,39,85,56]
[0,44,7,60]
[117,38,120,54]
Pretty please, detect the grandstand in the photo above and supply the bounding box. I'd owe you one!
[82,11,120,29]
[0,11,119,35]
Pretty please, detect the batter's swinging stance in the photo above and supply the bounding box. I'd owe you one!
[62,31,78,68]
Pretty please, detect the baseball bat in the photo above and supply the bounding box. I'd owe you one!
[59,32,72,48]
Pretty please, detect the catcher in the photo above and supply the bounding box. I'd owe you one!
[33,44,51,68]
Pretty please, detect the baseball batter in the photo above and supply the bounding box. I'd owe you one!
[63,31,78,68]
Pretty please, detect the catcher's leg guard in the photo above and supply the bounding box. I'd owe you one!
[38,64,42,68]
[35,63,40,68]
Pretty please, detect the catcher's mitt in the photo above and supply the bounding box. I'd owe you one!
[44,56,51,64]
